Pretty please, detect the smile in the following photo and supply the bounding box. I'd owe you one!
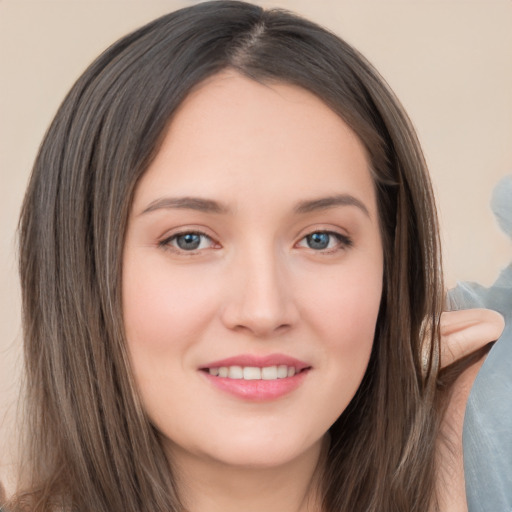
[206,365,297,380]
[199,354,311,401]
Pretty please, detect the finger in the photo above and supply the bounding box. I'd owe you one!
[440,308,505,368]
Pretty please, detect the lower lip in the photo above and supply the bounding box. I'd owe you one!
[201,370,309,401]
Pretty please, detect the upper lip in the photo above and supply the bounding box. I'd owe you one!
[200,353,310,371]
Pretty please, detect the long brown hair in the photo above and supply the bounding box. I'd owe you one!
[8,2,443,510]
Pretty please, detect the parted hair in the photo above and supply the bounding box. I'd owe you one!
[9,2,443,511]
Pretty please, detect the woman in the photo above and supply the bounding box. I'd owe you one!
[3,2,504,511]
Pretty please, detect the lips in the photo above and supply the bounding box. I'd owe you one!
[199,353,311,401]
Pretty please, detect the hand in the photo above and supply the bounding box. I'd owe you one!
[440,308,505,368]
[436,308,505,512]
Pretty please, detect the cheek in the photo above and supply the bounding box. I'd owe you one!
[300,256,382,410]
[303,255,382,347]
[122,256,220,367]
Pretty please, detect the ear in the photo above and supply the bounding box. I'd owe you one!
[440,308,505,368]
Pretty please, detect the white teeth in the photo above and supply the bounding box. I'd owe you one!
[261,366,277,380]
[228,366,243,379]
[277,365,288,378]
[207,365,300,380]
[243,367,261,380]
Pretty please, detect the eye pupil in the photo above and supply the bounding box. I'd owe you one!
[177,233,201,250]
[307,232,330,250]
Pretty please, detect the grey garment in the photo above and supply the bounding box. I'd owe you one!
[446,175,512,512]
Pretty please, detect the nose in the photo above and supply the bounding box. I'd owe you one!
[220,246,299,338]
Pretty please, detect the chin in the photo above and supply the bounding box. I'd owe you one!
[194,431,324,470]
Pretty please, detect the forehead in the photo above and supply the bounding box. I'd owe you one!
[132,70,377,219]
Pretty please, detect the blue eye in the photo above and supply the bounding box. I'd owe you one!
[298,231,351,251]
[160,231,214,252]
[306,232,330,250]
[175,233,202,250]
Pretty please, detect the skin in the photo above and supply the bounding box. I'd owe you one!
[123,71,383,512]
[437,308,505,512]
[122,70,505,511]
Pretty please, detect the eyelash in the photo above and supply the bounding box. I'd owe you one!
[296,231,353,253]
[158,231,217,254]
[158,230,353,255]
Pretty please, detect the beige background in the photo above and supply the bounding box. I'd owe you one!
[1,0,511,487]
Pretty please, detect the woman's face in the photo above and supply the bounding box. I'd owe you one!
[123,71,383,470]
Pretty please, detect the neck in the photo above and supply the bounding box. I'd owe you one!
[165,437,328,512]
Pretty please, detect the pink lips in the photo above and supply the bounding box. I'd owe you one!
[199,353,311,401]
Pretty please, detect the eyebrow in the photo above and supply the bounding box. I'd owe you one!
[294,194,370,217]
[140,193,370,217]
[140,196,230,215]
